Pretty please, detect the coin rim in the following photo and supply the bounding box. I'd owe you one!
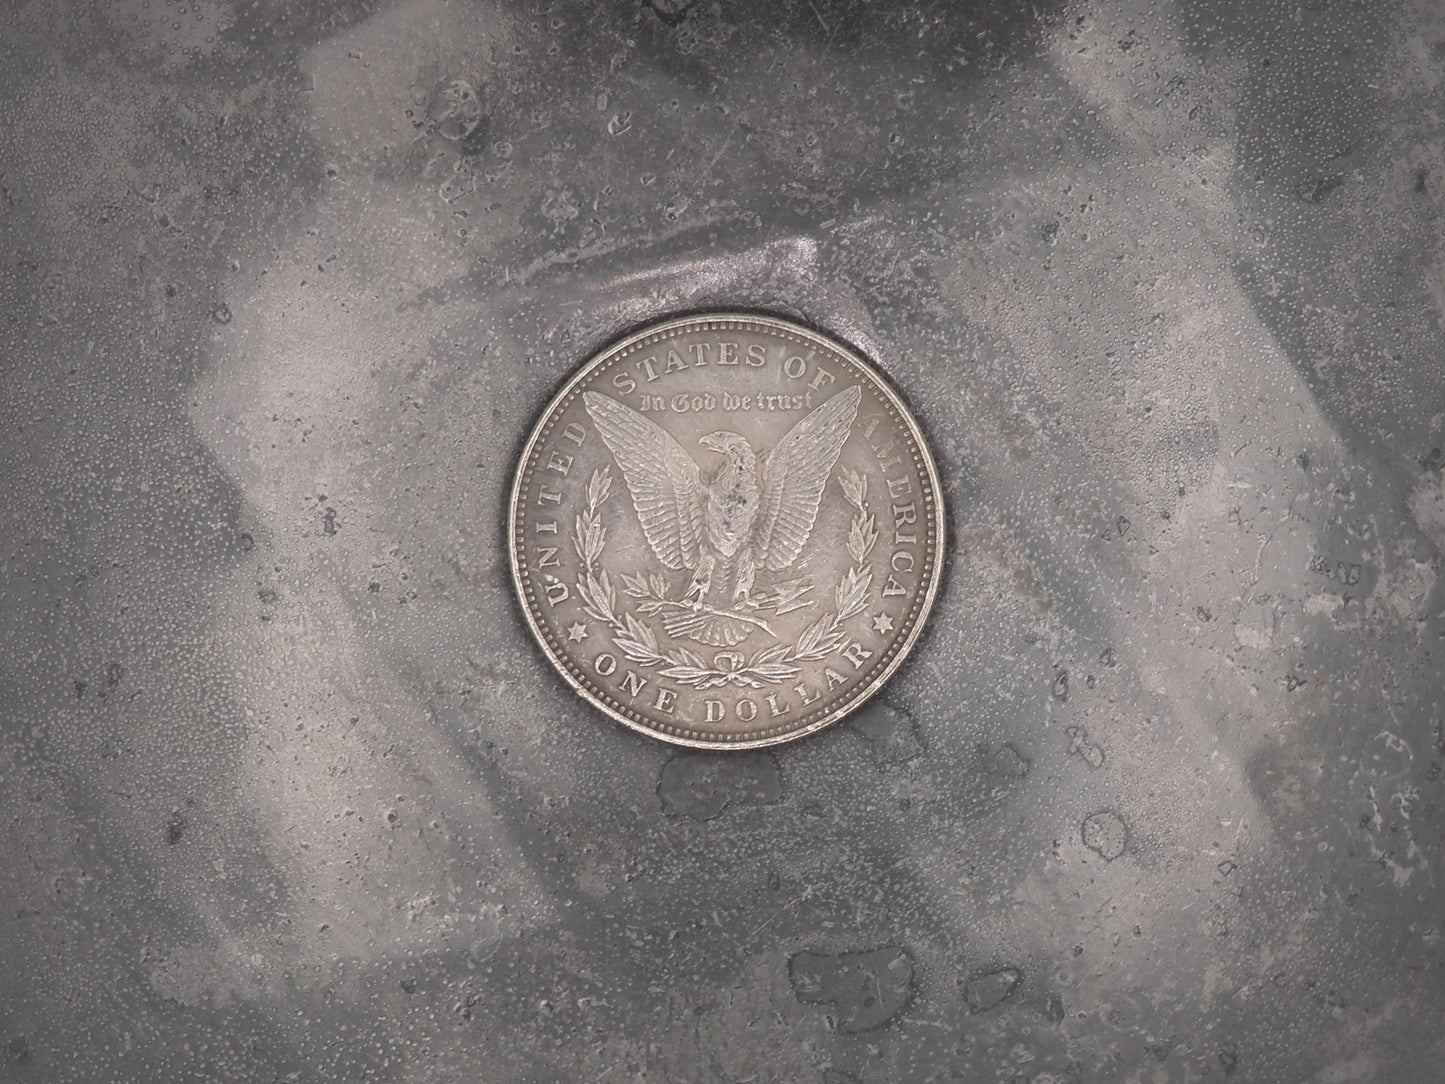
[508,312,945,750]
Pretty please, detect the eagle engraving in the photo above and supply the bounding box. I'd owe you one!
[582,385,862,647]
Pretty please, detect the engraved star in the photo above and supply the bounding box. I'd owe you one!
[566,621,589,643]
[871,612,895,635]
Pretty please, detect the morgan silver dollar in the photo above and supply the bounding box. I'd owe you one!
[509,313,944,749]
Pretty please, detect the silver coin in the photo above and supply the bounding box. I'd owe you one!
[509,313,944,749]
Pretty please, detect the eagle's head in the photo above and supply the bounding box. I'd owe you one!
[699,430,750,455]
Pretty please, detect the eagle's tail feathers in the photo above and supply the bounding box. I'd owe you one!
[661,610,752,647]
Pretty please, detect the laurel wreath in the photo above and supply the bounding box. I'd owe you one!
[572,466,876,690]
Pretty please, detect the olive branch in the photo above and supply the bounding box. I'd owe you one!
[572,467,876,690]
[573,466,700,675]
[789,468,876,663]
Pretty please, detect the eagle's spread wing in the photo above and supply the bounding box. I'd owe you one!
[582,392,705,571]
[751,385,862,572]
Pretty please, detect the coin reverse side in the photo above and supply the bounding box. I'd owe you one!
[509,313,944,749]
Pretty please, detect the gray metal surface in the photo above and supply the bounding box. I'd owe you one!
[2,0,1443,1081]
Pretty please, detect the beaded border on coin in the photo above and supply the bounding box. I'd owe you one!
[508,313,945,750]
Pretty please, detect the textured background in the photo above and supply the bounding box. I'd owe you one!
[3,0,1445,1081]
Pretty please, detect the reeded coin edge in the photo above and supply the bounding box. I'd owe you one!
[508,313,945,750]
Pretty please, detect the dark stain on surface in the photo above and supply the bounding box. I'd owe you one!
[790,947,914,1033]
